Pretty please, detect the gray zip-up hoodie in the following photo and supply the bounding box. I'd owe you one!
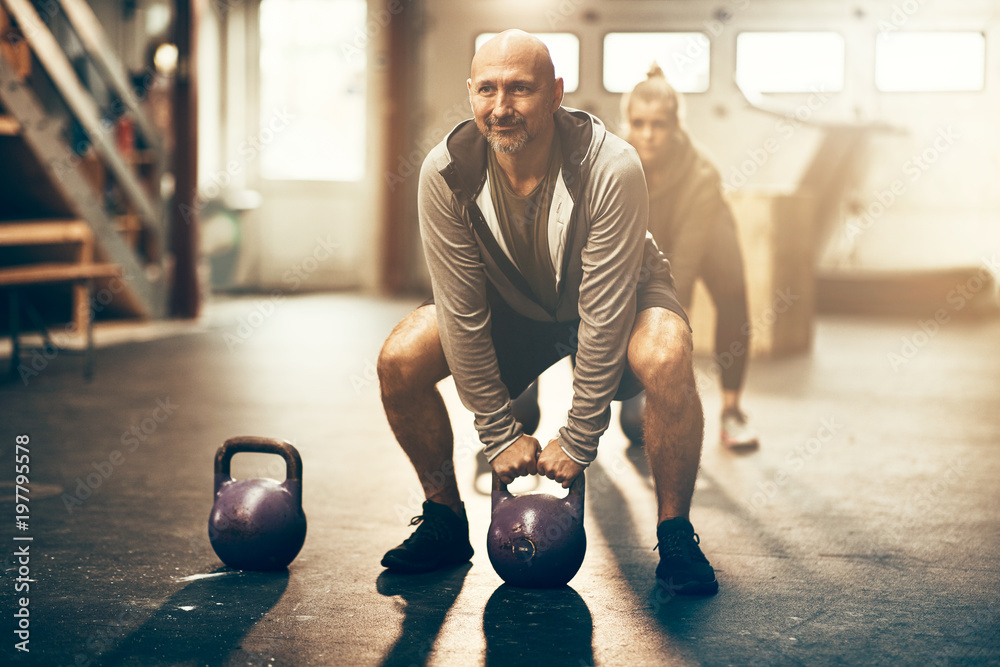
[419,107,675,465]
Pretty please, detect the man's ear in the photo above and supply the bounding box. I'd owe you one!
[552,77,565,111]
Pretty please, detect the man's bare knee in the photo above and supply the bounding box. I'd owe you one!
[377,306,449,399]
[629,310,694,391]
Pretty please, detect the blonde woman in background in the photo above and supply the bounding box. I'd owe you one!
[620,64,759,449]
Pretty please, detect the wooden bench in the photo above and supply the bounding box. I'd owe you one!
[0,261,120,285]
[0,220,120,381]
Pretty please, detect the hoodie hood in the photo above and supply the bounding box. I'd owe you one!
[439,107,605,205]
[644,128,698,199]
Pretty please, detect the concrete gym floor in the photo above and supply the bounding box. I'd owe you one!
[1,292,998,666]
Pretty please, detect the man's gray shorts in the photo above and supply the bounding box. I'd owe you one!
[423,280,689,402]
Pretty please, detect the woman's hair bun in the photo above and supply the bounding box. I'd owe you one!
[646,63,666,80]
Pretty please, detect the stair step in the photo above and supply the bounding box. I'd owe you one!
[0,1,165,318]
[0,219,90,246]
[0,261,120,287]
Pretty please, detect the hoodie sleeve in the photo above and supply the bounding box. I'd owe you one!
[418,149,523,460]
[557,140,648,465]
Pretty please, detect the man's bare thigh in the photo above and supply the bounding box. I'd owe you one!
[382,304,451,384]
[629,307,692,350]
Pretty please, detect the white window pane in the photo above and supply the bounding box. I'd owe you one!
[260,0,366,181]
[475,33,580,93]
[603,33,710,93]
[876,32,985,92]
[736,32,844,93]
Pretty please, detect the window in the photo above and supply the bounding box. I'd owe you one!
[736,32,845,93]
[603,32,710,93]
[259,0,366,181]
[475,33,580,93]
[876,32,985,92]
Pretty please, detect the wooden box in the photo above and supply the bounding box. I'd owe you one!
[688,189,817,358]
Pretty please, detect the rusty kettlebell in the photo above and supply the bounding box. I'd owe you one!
[208,436,307,571]
[487,472,586,588]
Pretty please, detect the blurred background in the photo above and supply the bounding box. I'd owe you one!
[1,5,998,664]
[0,0,998,354]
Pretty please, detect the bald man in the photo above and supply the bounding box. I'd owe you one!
[378,30,717,595]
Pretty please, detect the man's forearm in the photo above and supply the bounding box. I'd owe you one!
[419,156,524,458]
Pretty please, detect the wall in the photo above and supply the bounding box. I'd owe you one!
[413,0,1000,287]
[197,0,388,293]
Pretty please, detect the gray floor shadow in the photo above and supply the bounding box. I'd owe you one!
[483,583,594,667]
[376,563,472,667]
[623,441,656,490]
[97,568,290,666]
[587,458,809,665]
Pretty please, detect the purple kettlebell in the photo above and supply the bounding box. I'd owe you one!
[208,437,307,571]
[487,472,586,588]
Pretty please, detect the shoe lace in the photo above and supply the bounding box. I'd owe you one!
[654,530,702,560]
[403,513,452,545]
[722,408,747,426]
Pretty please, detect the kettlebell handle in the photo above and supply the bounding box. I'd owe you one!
[214,436,303,493]
[491,471,585,518]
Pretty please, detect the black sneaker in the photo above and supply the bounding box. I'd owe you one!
[654,517,718,596]
[381,501,474,573]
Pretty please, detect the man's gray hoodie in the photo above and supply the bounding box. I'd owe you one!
[418,107,678,465]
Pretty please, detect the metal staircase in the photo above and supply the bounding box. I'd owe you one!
[0,0,169,320]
